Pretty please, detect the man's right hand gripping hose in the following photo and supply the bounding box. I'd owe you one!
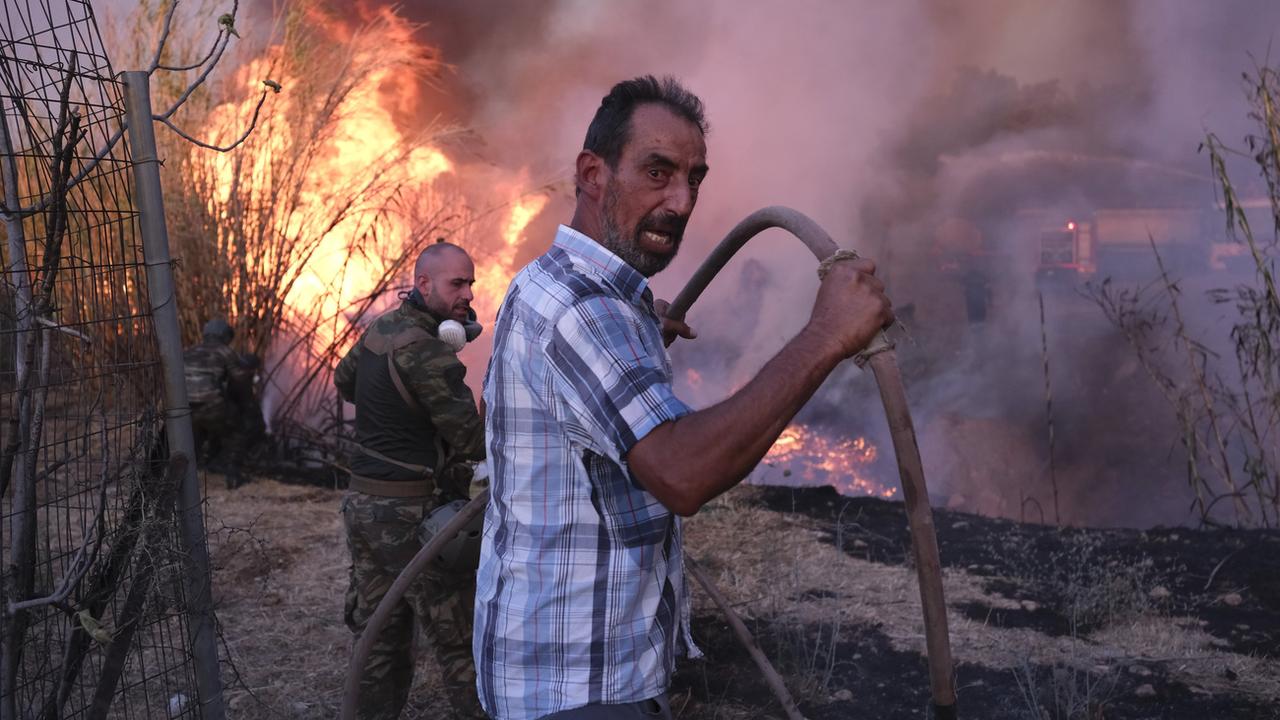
[665,206,956,719]
[813,249,896,366]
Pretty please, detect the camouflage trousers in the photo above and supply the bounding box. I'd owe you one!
[342,491,485,720]
[190,400,243,488]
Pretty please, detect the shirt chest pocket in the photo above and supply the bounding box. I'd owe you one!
[583,449,671,549]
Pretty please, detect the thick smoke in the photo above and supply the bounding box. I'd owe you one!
[829,1,1279,528]
[297,0,1280,526]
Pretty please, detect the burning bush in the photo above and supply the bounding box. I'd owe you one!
[159,4,462,433]
[112,1,555,451]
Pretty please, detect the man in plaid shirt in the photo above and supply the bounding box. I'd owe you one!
[476,76,894,719]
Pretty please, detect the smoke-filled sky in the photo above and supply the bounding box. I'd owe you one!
[108,0,1280,526]
[362,0,1280,527]
[396,0,1277,255]
[371,1,1280,361]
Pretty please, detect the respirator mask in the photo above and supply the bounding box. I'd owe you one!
[437,307,483,352]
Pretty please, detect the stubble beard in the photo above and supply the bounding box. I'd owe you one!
[423,286,463,321]
[600,182,676,278]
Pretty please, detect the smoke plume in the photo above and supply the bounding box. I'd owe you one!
[286,0,1280,526]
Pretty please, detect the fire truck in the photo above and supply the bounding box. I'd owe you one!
[1030,203,1270,284]
[1032,208,1210,283]
[909,202,1270,332]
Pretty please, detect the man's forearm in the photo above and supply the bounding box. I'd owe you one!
[627,325,845,515]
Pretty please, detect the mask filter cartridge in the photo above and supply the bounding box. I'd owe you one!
[438,319,467,352]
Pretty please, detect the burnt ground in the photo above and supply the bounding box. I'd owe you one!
[673,485,1280,720]
[204,476,1280,720]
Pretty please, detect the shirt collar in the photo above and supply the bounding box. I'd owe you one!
[553,225,652,305]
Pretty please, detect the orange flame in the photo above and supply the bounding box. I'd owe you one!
[201,10,546,352]
[474,191,550,317]
[203,56,451,351]
[763,424,897,498]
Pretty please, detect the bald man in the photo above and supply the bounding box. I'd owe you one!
[335,242,487,719]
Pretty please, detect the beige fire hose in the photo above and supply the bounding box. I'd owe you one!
[341,206,955,719]
[665,206,956,719]
[684,556,806,720]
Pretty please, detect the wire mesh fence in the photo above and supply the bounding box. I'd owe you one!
[1,1,206,717]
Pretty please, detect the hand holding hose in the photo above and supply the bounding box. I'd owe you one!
[807,255,895,360]
[654,298,697,347]
[666,206,957,718]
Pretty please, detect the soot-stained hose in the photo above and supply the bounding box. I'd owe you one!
[685,555,806,720]
[666,206,957,719]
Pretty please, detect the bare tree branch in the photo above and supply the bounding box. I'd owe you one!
[0,125,124,221]
[6,417,112,616]
[153,31,233,120]
[158,29,228,72]
[37,315,92,344]
[155,87,269,152]
[146,0,182,72]
[5,0,255,219]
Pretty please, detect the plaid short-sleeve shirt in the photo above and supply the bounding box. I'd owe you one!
[475,226,697,719]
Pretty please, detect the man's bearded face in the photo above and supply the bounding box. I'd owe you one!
[417,250,475,322]
[595,104,707,278]
[600,179,691,277]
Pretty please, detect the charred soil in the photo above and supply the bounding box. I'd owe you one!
[678,485,1280,719]
[207,477,1280,719]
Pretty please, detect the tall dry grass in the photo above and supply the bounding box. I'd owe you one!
[1089,64,1280,528]
[120,1,471,435]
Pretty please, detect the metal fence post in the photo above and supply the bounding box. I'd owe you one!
[121,70,226,720]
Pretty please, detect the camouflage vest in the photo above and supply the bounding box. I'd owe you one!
[349,308,447,482]
[183,341,233,405]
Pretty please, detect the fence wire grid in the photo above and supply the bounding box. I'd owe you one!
[1,1,205,718]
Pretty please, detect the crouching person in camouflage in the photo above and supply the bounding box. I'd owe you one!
[184,318,251,489]
[335,241,487,720]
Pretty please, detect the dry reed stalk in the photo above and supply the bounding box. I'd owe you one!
[1088,62,1280,528]
[144,3,469,433]
[1038,291,1061,526]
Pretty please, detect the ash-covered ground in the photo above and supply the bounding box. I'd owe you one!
[680,486,1280,719]
[206,476,1279,719]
